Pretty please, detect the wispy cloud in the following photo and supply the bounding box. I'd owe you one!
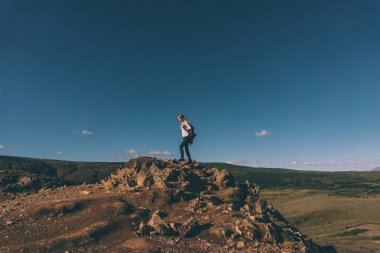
[56,151,64,155]
[147,150,173,156]
[368,158,380,164]
[303,162,320,166]
[226,160,260,166]
[255,129,271,138]
[126,149,140,156]
[120,148,174,159]
[0,144,4,149]
[81,129,94,136]
[286,158,380,171]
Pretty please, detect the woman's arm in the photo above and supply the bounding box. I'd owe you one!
[183,121,192,133]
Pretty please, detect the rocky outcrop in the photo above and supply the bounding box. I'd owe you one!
[102,157,334,252]
[0,170,63,195]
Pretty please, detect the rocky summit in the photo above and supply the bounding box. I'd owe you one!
[0,157,336,253]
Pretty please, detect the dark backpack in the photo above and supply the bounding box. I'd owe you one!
[188,124,196,145]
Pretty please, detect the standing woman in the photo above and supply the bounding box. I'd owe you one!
[178,114,193,164]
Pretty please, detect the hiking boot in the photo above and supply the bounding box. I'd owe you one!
[186,160,193,165]
[178,158,185,162]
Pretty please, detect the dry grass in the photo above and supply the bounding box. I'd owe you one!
[261,189,380,252]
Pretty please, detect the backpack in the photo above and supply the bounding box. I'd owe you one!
[188,123,196,145]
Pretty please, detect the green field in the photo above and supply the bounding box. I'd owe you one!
[260,189,380,252]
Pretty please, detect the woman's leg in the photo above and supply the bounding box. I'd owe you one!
[184,137,192,162]
[179,140,185,160]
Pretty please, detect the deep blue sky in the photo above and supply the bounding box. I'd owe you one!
[1,0,379,171]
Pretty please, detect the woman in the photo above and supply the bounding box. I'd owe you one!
[178,114,193,164]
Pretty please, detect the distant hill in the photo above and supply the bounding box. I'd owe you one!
[1,155,379,197]
[372,167,380,171]
[204,162,380,196]
[0,155,123,185]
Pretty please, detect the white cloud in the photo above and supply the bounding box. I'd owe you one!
[284,157,380,171]
[255,130,271,137]
[122,149,174,158]
[56,151,64,155]
[226,160,260,166]
[351,163,365,168]
[328,160,341,165]
[226,160,246,165]
[147,150,174,157]
[0,144,4,149]
[126,149,140,156]
[303,162,320,166]
[81,129,94,136]
[368,159,380,164]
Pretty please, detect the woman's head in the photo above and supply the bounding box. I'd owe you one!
[178,114,187,122]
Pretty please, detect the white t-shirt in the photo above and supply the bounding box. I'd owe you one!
[180,121,192,137]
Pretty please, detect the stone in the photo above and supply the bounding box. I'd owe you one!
[222,229,234,240]
[235,226,242,235]
[147,212,174,236]
[177,217,201,237]
[80,190,90,195]
[137,221,151,235]
[236,240,245,249]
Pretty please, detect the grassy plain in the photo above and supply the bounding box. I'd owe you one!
[206,162,380,252]
[261,189,380,253]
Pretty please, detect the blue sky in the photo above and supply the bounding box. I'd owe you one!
[1,0,379,171]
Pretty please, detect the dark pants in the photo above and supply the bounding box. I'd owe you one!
[179,136,192,161]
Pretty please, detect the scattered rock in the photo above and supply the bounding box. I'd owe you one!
[147,211,175,236]
[5,220,14,226]
[80,190,90,195]
[177,217,201,237]
[137,221,151,236]
[236,240,245,249]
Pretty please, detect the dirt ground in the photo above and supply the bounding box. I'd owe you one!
[1,184,236,253]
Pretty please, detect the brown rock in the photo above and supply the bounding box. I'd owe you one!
[236,240,245,249]
[137,221,151,235]
[177,217,201,237]
[147,212,174,236]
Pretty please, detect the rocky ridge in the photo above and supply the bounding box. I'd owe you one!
[102,157,334,252]
[0,157,336,252]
